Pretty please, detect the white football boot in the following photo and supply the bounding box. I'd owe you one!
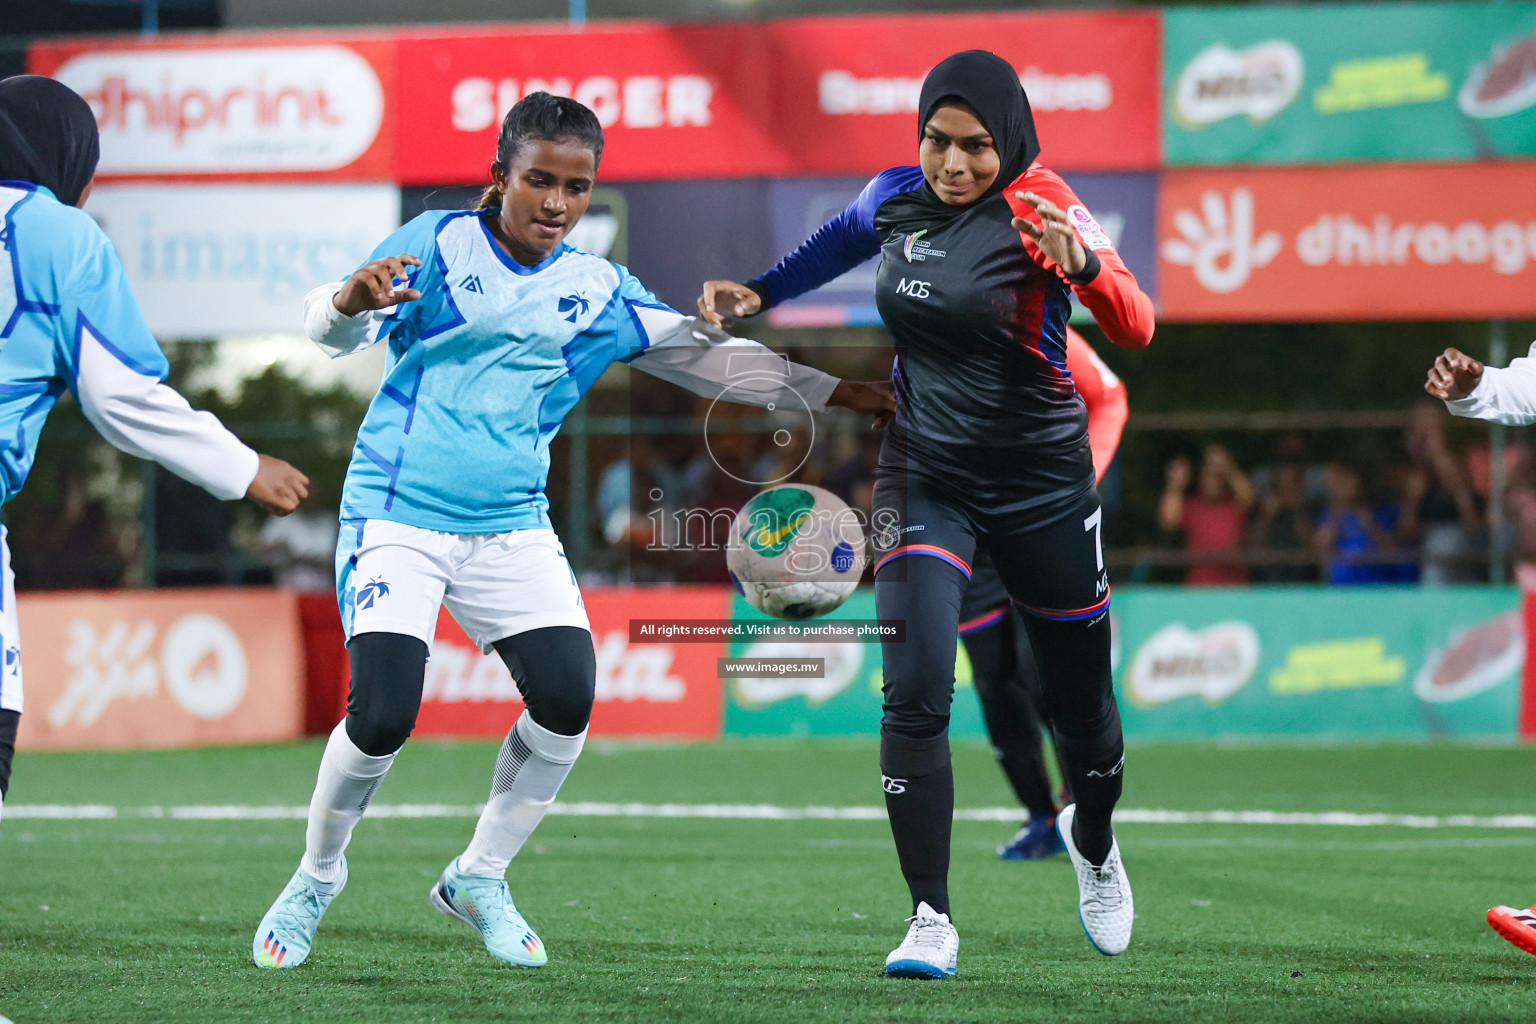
[1057,803,1133,955]
[884,901,959,978]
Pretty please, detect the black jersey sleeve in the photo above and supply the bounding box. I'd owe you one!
[749,165,925,310]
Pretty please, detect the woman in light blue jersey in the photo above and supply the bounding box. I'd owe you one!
[0,76,309,817]
[254,92,893,971]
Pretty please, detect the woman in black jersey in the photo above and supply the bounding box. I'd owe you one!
[701,50,1153,975]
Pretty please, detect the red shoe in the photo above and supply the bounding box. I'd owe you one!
[1487,904,1536,955]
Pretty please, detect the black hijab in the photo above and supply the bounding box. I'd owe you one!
[918,50,1039,204]
[0,75,100,207]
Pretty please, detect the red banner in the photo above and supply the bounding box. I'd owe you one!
[398,13,1159,183]
[31,13,1158,185]
[1158,163,1536,322]
[396,22,787,184]
[16,589,304,751]
[413,586,730,740]
[28,33,396,182]
[757,12,1160,177]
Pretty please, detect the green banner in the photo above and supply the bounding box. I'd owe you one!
[1164,3,1536,165]
[1114,586,1520,740]
[722,591,989,738]
[722,586,1523,740]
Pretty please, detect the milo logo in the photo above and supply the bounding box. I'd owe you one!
[741,487,815,556]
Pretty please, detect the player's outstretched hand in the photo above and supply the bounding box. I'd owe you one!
[334,254,424,317]
[1012,192,1088,276]
[829,380,897,429]
[698,280,762,329]
[1425,347,1484,401]
[247,454,310,516]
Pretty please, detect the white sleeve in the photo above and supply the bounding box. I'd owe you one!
[76,323,259,501]
[1445,341,1536,425]
[625,309,839,412]
[304,282,377,358]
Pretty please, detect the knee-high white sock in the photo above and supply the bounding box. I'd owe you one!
[300,721,396,883]
[458,712,586,878]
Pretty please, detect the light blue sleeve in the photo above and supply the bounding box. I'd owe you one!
[57,232,170,381]
[610,267,679,363]
[546,265,682,410]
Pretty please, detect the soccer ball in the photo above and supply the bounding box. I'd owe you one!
[726,484,867,620]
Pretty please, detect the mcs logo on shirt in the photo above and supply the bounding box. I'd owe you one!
[894,277,931,299]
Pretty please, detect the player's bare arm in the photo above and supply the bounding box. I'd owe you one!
[697,280,762,329]
[1425,347,1484,400]
[828,380,897,429]
[246,454,310,516]
[1012,191,1089,276]
[334,254,424,316]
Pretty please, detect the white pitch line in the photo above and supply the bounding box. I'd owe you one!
[5,803,1536,829]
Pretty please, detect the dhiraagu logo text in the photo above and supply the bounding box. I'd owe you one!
[741,487,816,556]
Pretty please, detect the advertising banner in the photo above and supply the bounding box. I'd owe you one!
[758,12,1160,176]
[16,589,304,751]
[393,12,1159,184]
[1114,587,1522,741]
[722,590,989,739]
[763,172,1159,328]
[1157,164,1536,322]
[395,22,784,185]
[1164,3,1536,166]
[28,35,397,181]
[87,184,400,338]
[723,586,1522,741]
[412,586,729,740]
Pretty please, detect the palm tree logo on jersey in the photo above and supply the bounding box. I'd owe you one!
[558,293,590,322]
[356,578,391,610]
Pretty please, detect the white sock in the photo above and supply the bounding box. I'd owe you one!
[300,721,396,884]
[458,712,586,877]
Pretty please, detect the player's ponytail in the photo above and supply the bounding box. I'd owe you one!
[476,91,604,213]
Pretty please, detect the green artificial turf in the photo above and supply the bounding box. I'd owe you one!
[3,740,1535,1023]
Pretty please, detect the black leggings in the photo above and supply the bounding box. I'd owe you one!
[960,610,1062,820]
[874,478,1124,911]
[0,708,18,799]
[344,626,596,757]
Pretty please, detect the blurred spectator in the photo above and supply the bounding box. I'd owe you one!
[1507,477,1536,591]
[1314,463,1396,584]
[18,464,127,589]
[1247,461,1316,583]
[1249,431,1328,513]
[1402,401,1483,583]
[256,495,339,592]
[1158,444,1255,585]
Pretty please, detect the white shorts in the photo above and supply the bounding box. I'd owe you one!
[336,520,589,654]
[0,528,22,714]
